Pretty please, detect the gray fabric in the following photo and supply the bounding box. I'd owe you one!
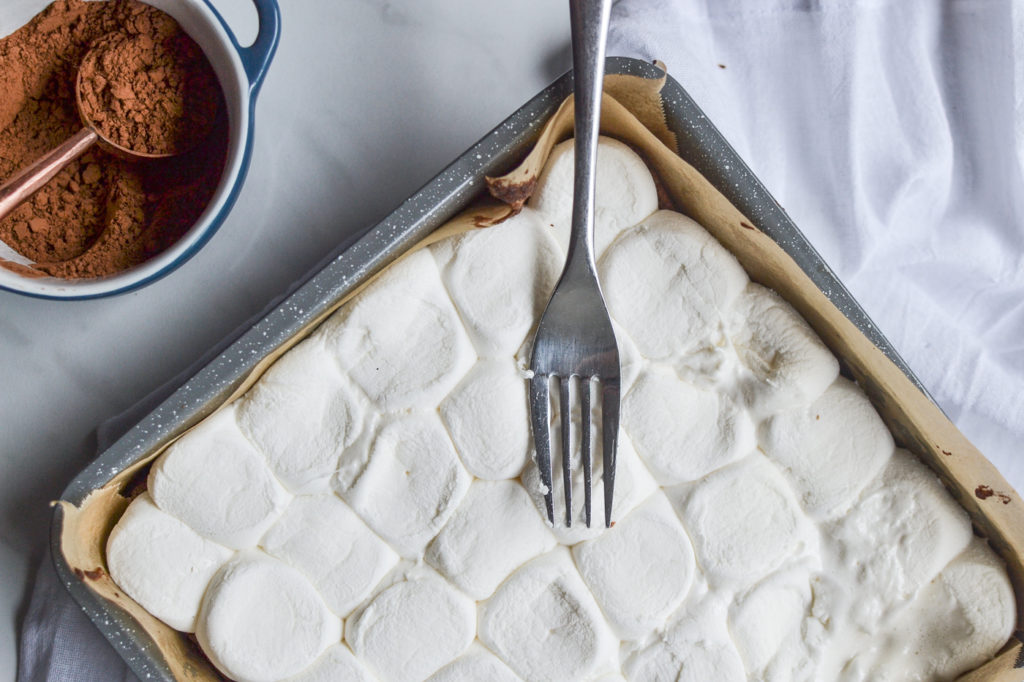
[18,558,133,682]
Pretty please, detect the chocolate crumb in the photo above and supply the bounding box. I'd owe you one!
[975,485,1011,503]
[118,464,150,499]
[73,566,105,580]
[471,205,518,228]
[486,175,538,211]
[718,63,726,69]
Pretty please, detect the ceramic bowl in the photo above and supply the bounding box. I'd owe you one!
[0,0,281,299]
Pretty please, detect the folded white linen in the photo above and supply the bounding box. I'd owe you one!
[608,0,1024,489]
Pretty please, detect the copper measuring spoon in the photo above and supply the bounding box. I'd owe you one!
[0,38,203,223]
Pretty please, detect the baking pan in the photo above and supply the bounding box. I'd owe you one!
[51,57,1018,681]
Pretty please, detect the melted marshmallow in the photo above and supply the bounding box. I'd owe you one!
[729,566,820,679]
[425,643,522,682]
[478,548,619,681]
[336,413,471,557]
[260,494,398,618]
[822,539,1016,681]
[440,359,532,480]
[760,377,895,519]
[106,492,233,632]
[529,136,658,258]
[625,596,746,682]
[238,336,371,494]
[572,493,696,639]
[105,138,1016,682]
[425,478,555,599]
[599,210,749,361]
[728,283,840,417]
[148,405,291,549]
[623,367,755,485]
[432,209,562,356]
[286,644,375,682]
[826,449,973,628]
[197,552,341,682]
[346,573,476,682]
[667,454,817,589]
[317,249,476,412]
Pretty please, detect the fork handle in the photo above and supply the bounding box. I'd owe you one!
[566,0,612,272]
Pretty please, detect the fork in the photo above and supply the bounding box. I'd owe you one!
[529,0,618,529]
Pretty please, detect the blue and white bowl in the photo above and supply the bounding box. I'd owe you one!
[0,0,281,299]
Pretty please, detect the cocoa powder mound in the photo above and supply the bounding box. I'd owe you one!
[0,0,228,280]
[78,16,220,156]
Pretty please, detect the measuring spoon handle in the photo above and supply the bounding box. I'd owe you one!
[0,127,98,223]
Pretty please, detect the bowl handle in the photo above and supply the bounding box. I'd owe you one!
[204,0,282,95]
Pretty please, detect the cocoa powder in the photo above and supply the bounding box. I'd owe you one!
[0,0,228,280]
[78,17,220,156]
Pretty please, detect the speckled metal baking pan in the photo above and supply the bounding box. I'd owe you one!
[51,56,929,681]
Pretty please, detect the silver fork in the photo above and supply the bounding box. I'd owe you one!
[529,0,618,529]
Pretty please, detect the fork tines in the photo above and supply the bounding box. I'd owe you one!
[529,372,619,528]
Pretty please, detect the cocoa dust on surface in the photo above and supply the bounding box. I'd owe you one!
[0,0,228,280]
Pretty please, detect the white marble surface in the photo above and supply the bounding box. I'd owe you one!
[0,1,569,678]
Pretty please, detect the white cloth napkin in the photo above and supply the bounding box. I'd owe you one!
[609,0,1024,487]
[19,1,1024,680]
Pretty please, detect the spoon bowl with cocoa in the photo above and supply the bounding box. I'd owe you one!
[0,27,219,223]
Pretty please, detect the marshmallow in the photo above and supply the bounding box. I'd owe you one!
[625,596,746,682]
[760,377,895,519]
[599,210,749,361]
[197,552,341,682]
[622,368,755,485]
[529,136,659,258]
[479,548,618,681]
[285,644,374,682]
[521,425,658,545]
[260,494,398,618]
[148,405,291,549]
[317,249,476,412]
[103,138,1017,682]
[844,539,1016,681]
[346,573,475,682]
[106,492,233,632]
[440,359,531,480]
[426,479,555,599]
[237,336,372,494]
[827,449,973,627]
[913,539,1016,678]
[667,454,814,588]
[613,319,645,394]
[729,567,816,678]
[728,283,839,417]
[426,643,522,682]
[336,414,471,557]
[572,493,695,639]
[432,209,562,356]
